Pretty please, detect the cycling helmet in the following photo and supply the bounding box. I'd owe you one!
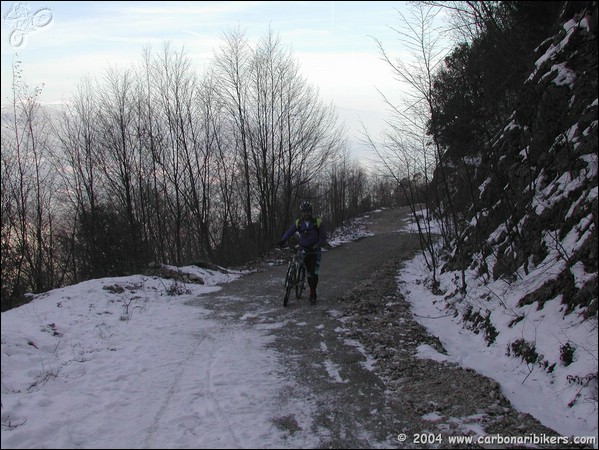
[300,201,313,212]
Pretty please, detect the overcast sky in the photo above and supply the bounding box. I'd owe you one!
[1,1,427,160]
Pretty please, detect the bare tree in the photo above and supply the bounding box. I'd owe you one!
[419,1,505,43]
[1,59,58,308]
[200,71,243,264]
[249,29,340,242]
[54,76,104,281]
[368,3,457,290]
[95,66,147,272]
[213,28,343,253]
[135,46,170,265]
[212,28,257,250]
[146,43,204,264]
[325,148,371,228]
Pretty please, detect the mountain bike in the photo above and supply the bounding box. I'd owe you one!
[283,245,307,307]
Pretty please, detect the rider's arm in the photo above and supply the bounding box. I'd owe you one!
[280,223,298,243]
[318,222,327,247]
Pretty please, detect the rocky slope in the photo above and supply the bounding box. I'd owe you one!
[433,1,597,409]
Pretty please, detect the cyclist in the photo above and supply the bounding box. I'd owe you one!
[279,201,327,302]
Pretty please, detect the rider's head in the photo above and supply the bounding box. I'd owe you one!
[300,201,313,218]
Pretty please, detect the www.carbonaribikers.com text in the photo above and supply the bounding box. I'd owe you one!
[396,432,597,446]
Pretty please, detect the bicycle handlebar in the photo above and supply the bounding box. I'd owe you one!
[278,243,321,252]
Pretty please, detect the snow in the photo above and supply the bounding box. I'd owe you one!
[533,147,596,216]
[541,62,576,87]
[1,269,307,449]
[399,215,598,446]
[327,216,375,247]
[531,18,577,74]
[2,212,597,448]
[416,344,449,363]
[527,15,591,85]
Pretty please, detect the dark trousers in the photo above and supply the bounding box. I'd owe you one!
[304,250,321,290]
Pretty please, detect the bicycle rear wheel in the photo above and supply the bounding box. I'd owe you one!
[295,265,306,299]
[283,265,294,306]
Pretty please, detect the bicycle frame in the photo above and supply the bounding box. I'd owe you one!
[283,246,307,306]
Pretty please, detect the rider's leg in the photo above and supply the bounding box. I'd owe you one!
[307,252,321,301]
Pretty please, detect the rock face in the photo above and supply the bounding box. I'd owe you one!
[442,1,597,319]
[425,2,598,421]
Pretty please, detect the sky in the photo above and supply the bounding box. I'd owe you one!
[0,1,423,161]
[1,210,597,449]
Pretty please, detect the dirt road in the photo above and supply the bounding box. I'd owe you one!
[190,207,574,449]
[189,208,417,447]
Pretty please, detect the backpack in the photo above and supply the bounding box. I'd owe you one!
[296,217,321,232]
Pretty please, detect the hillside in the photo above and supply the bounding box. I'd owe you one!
[427,0,597,419]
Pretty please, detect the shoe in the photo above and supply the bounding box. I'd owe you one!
[309,289,317,304]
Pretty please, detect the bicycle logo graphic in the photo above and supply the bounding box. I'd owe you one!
[4,2,53,48]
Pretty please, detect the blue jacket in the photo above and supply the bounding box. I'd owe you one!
[281,217,327,249]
